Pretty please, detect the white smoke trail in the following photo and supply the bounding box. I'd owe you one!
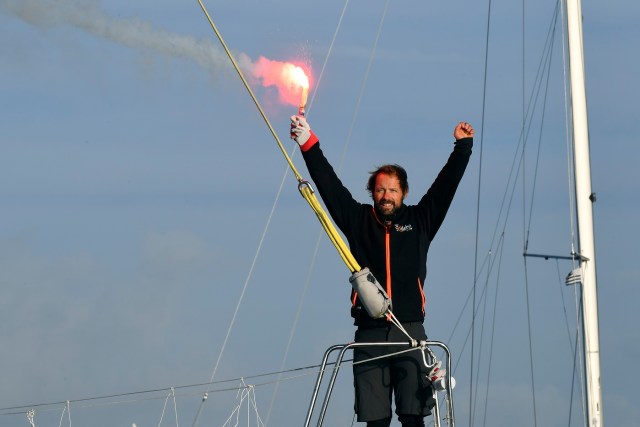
[0,0,253,74]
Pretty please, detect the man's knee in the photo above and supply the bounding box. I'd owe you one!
[398,414,425,427]
[366,417,392,427]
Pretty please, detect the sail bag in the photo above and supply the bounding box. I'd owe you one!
[349,267,391,319]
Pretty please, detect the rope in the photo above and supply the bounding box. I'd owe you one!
[57,401,71,427]
[156,389,174,427]
[195,1,361,276]
[222,380,265,427]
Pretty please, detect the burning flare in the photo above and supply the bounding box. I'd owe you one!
[3,2,312,113]
[252,56,310,114]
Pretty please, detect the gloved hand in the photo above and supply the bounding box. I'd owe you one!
[290,115,318,149]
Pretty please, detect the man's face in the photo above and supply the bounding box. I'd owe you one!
[372,173,405,216]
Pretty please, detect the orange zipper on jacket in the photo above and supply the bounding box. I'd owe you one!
[384,221,392,320]
[385,222,392,299]
[418,276,426,316]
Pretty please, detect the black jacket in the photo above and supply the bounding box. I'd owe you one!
[301,138,472,327]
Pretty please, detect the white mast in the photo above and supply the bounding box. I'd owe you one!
[565,0,603,425]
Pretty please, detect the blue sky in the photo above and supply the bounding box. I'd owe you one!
[0,1,638,426]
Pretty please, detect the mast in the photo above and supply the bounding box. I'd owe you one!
[565,0,603,425]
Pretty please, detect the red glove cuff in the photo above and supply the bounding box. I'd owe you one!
[300,131,319,152]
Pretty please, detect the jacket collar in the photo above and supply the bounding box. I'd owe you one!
[372,204,406,226]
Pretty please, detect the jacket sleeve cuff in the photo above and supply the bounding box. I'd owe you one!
[454,137,473,145]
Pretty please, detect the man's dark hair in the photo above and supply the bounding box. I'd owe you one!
[367,164,409,196]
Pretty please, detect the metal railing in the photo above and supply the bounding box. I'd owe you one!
[304,340,455,427]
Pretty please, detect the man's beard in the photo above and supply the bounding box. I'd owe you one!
[376,199,399,216]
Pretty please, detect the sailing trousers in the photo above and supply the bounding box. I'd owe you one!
[353,322,434,423]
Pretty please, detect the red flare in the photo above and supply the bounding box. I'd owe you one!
[252,56,311,111]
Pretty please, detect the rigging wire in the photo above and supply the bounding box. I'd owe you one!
[337,0,391,173]
[57,401,71,427]
[523,0,562,247]
[480,236,505,427]
[222,380,265,427]
[1,346,428,424]
[156,388,179,427]
[521,0,540,421]
[559,0,579,260]
[559,1,588,421]
[471,236,505,424]
[570,275,588,427]
[554,259,581,427]
[0,363,334,418]
[520,5,563,426]
[463,0,585,425]
[450,236,503,373]
[470,0,493,422]
[467,0,587,423]
[522,258,540,427]
[519,2,596,426]
[473,0,567,283]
